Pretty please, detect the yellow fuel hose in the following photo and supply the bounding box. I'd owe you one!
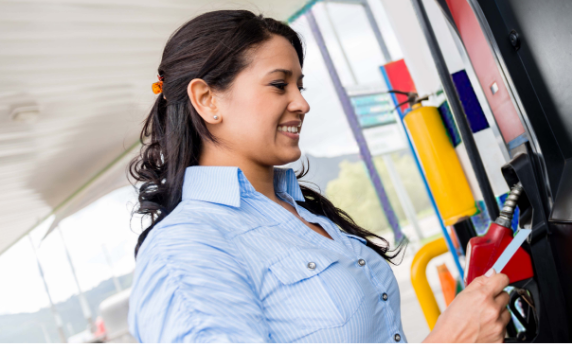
[411,237,449,330]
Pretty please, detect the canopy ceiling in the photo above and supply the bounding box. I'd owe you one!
[0,0,312,255]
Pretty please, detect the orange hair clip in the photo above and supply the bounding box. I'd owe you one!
[152,75,164,94]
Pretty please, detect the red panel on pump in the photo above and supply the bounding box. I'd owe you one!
[384,59,416,112]
[444,0,525,144]
[465,223,534,285]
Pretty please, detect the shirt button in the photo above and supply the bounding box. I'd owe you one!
[307,262,316,270]
[382,293,388,301]
[394,333,401,342]
[358,259,366,266]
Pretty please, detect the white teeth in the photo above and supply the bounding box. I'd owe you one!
[277,125,300,133]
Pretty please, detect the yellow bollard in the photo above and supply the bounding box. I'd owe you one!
[411,237,449,330]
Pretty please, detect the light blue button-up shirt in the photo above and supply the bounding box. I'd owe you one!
[128,166,405,343]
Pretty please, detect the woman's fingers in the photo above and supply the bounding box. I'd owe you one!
[426,270,513,342]
[500,308,512,326]
[494,291,510,310]
[485,271,510,297]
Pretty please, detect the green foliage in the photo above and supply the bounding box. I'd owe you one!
[325,151,432,235]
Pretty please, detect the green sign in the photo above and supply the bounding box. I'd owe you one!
[350,93,396,128]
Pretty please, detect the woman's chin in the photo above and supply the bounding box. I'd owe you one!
[275,148,302,165]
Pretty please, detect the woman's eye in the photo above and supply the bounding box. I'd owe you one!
[298,86,306,92]
[271,82,288,90]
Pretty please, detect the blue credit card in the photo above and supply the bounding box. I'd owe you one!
[492,229,532,273]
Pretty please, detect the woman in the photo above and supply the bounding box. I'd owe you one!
[128,10,511,343]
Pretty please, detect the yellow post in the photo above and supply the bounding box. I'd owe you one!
[411,237,449,330]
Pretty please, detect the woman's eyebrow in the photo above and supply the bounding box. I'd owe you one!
[267,68,304,80]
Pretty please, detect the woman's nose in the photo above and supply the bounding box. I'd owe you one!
[289,91,310,115]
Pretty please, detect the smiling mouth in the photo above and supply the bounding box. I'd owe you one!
[277,125,300,133]
[277,121,302,139]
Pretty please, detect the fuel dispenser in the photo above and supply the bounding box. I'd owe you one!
[463,147,570,342]
[409,0,572,341]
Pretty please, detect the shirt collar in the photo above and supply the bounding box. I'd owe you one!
[182,166,305,207]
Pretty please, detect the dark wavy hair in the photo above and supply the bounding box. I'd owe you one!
[129,10,403,262]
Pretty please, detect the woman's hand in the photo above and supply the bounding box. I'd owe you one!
[424,269,511,343]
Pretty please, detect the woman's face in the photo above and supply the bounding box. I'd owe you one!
[210,35,310,167]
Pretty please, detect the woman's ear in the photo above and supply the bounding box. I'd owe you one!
[187,78,221,124]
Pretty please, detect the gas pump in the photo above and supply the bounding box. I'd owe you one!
[409,0,572,341]
[464,147,570,342]
[448,0,572,341]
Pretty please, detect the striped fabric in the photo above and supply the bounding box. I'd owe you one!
[128,166,405,343]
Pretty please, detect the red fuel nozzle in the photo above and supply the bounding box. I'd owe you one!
[464,184,534,285]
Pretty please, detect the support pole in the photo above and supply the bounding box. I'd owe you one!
[29,235,67,343]
[325,0,392,62]
[305,9,405,242]
[40,323,52,343]
[323,1,359,84]
[410,0,500,220]
[360,0,392,62]
[57,227,94,333]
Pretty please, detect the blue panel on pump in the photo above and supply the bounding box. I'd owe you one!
[452,70,489,133]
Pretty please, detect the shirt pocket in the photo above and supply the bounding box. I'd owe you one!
[267,247,365,331]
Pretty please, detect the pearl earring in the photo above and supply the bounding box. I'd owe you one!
[213,115,219,120]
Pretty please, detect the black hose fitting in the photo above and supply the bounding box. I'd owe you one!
[495,183,523,228]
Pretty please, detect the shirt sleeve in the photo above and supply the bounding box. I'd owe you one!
[128,222,270,343]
